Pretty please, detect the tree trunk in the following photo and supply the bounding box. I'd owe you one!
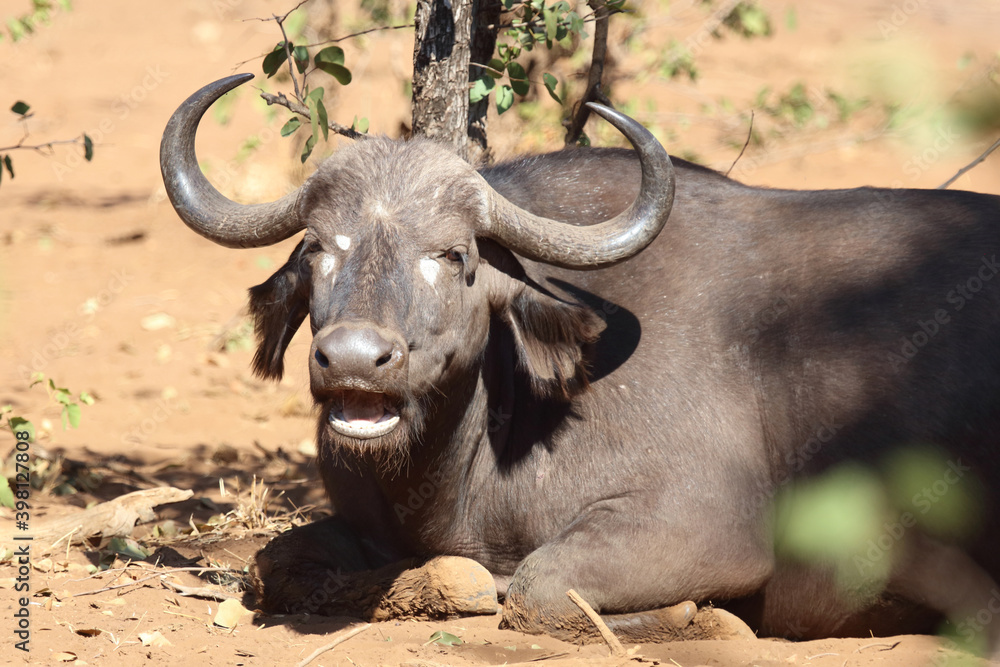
[467,0,502,164]
[411,0,475,159]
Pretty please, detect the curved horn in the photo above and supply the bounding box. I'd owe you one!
[481,103,675,269]
[160,74,305,249]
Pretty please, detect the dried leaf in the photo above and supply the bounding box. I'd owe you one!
[139,630,172,647]
[213,598,249,628]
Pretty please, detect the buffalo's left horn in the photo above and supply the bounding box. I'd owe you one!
[479,103,675,269]
[160,74,305,249]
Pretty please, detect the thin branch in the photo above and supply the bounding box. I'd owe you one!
[235,22,415,70]
[297,623,371,667]
[565,0,614,145]
[470,60,556,86]
[726,110,754,177]
[161,579,240,602]
[303,22,414,48]
[938,136,1000,189]
[75,572,168,597]
[259,90,367,141]
[0,137,87,155]
[67,565,238,583]
[274,11,304,103]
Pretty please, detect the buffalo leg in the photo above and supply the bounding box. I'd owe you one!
[500,508,770,643]
[250,517,499,620]
[250,515,399,616]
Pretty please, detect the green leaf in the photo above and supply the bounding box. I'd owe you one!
[262,42,289,78]
[63,403,81,429]
[740,7,769,36]
[107,537,149,561]
[11,101,30,115]
[306,87,328,142]
[543,6,558,45]
[79,391,95,406]
[315,46,352,85]
[496,84,514,115]
[542,73,561,103]
[83,134,93,161]
[280,116,301,137]
[428,630,463,646]
[0,477,14,510]
[486,58,506,79]
[300,133,316,163]
[352,116,369,133]
[785,7,798,31]
[314,98,328,141]
[29,372,45,387]
[292,45,309,74]
[507,62,529,97]
[314,45,345,66]
[8,417,34,442]
[469,76,495,104]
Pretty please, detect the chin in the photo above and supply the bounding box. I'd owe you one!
[314,390,426,476]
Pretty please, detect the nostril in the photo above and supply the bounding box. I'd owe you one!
[315,349,330,368]
[375,352,392,367]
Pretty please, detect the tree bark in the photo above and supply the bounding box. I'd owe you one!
[467,0,502,164]
[411,0,475,159]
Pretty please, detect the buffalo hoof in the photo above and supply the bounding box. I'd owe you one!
[704,607,757,640]
[372,556,499,620]
[503,594,755,645]
[250,524,497,621]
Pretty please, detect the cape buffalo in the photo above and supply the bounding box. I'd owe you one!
[161,74,1000,651]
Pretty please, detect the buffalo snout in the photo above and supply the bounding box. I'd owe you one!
[310,322,408,392]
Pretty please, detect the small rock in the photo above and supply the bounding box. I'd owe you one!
[141,313,175,331]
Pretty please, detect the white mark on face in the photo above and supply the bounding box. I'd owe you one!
[320,253,337,285]
[335,235,351,251]
[419,257,440,288]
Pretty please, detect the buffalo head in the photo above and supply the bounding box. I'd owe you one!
[160,74,675,469]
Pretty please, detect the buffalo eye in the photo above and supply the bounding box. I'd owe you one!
[300,236,323,257]
[444,248,466,264]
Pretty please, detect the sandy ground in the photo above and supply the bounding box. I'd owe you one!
[2,0,1000,664]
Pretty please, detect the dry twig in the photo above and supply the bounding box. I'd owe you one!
[297,623,371,667]
[726,110,755,177]
[938,137,1000,189]
[855,640,901,652]
[259,90,366,141]
[566,588,625,658]
[161,579,239,602]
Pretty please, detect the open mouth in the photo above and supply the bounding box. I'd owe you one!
[328,390,401,439]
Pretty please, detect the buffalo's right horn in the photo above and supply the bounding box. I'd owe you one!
[160,74,304,249]
[478,103,675,270]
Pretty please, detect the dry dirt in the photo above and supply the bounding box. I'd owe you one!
[2,0,1000,665]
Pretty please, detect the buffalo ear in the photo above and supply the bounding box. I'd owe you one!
[248,243,309,381]
[479,242,606,401]
[502,289,606,400]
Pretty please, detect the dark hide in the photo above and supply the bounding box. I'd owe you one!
[243,140,1000,650]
